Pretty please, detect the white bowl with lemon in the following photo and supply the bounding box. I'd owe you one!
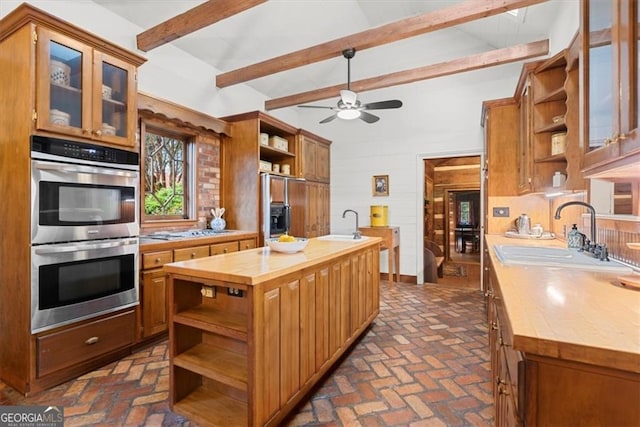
[267,235,308,253]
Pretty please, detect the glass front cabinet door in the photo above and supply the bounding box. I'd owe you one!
[35,27,137,148]
[582,0,640,173]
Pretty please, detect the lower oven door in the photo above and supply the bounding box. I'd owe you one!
[31,237,139,333]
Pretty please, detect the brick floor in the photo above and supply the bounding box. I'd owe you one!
[0,282,492,426]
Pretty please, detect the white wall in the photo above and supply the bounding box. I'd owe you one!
[1,0,579,281]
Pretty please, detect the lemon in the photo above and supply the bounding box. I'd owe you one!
[278,234,296,243]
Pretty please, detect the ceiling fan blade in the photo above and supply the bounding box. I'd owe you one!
[359,111,380,123]
[362,100,403,110]
[340,89,358,106]
[320,114,338,124]
[298,105,335,110]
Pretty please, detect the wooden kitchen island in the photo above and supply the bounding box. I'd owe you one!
[163,236,381,427]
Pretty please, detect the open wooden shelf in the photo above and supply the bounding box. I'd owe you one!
[174,306,247,341]
[535,153,567,163]
[534,87,566,104]
[173,386,248,427]
[535,121,566,134]
[259,144,295,158]
[173,343,248,391]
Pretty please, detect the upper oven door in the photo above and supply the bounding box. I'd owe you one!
[31,159,139,244]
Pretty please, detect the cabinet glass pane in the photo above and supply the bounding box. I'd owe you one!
[587,0,613,151]
[49,41,82,129]
[102,62,128,138]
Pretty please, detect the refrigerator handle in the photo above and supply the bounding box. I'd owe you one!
[284,204,291,234]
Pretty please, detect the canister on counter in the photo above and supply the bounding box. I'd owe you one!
[282,164,290,175]
[370,205,388,227]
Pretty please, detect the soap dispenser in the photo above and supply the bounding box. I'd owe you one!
[567,224,583,249]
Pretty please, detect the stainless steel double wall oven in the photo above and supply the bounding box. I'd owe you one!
[30,136,140,333]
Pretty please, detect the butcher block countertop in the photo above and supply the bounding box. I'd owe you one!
[163,236,382,285]
[485,234,640,373]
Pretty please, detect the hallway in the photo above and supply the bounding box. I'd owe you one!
[0,283,493,426]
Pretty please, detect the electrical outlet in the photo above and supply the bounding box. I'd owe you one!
[227,288,244,298]
[492,207,510,217]
[200,286,215,298]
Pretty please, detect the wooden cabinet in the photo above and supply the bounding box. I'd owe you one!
[0,4,144,394]
[221,111,298,233]
[482,98,519,197]
[221,111,332,239]
[210,241,239,255]
[486,244,640,426]
[239,238,257,251]
[304,181,330,238]
[173,245,210,262]
[138,236,257,341]
[36,310,135,378]
[298,129,331,182]
[486,42,585,196]
[0,4,144,151]
[581,0,640,175]
[140,250,173,340]
[167,242,379,426]
[512,48,585,194]
[35,28,141,148]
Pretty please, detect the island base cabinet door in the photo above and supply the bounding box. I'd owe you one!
[328,264,342,358]
[315,267,331,371]
[280,280,300,406]
[262,288,281,421]
[299,273,316,387]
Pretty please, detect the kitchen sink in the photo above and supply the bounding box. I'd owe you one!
[493,244,633,273]
[317,234,370,242]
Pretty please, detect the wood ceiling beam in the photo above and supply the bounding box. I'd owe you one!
[216,0,548,88]
[137,0,267,52]
[265,39,549,110]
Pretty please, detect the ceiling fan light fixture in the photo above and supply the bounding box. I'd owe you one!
[337,109,361,120]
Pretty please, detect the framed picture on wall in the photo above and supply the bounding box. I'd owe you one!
[372,175,389,196]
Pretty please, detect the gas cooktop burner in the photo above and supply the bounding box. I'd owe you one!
[187,229,229,236]
[145,229,230,240]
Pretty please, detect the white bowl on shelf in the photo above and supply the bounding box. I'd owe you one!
[102,84,112,100]
[50,109,70,126]
[101,123,116,136]
[267,237,309,253]
[50,60,70,86]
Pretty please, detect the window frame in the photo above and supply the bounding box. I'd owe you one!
[140,117,197,228]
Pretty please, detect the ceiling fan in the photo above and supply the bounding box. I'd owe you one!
[298,48,403,124]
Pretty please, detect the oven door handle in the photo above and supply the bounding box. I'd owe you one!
[34,239,138,254]
[34,162,139,178]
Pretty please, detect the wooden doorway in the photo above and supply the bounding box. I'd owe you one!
[423,156,481,288]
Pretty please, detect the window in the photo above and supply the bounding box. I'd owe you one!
[458,201,472,226]
[141,120,195,222]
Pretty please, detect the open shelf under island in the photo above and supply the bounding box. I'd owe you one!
[163,236,382,427]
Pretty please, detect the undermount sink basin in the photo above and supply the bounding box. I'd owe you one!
[494,244,633,273]
[317,234,369,242]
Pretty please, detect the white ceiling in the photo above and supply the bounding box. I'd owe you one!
[92,0,562,108]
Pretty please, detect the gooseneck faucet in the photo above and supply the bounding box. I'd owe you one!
[554,201,607,260]
[342,209,361,239]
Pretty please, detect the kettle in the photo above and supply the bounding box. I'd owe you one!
[515,213,531,235]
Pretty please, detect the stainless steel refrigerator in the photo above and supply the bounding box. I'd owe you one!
[261,173,306,244]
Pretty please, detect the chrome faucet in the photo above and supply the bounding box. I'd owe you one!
[342,209,361,239]
[554,201,608,260]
